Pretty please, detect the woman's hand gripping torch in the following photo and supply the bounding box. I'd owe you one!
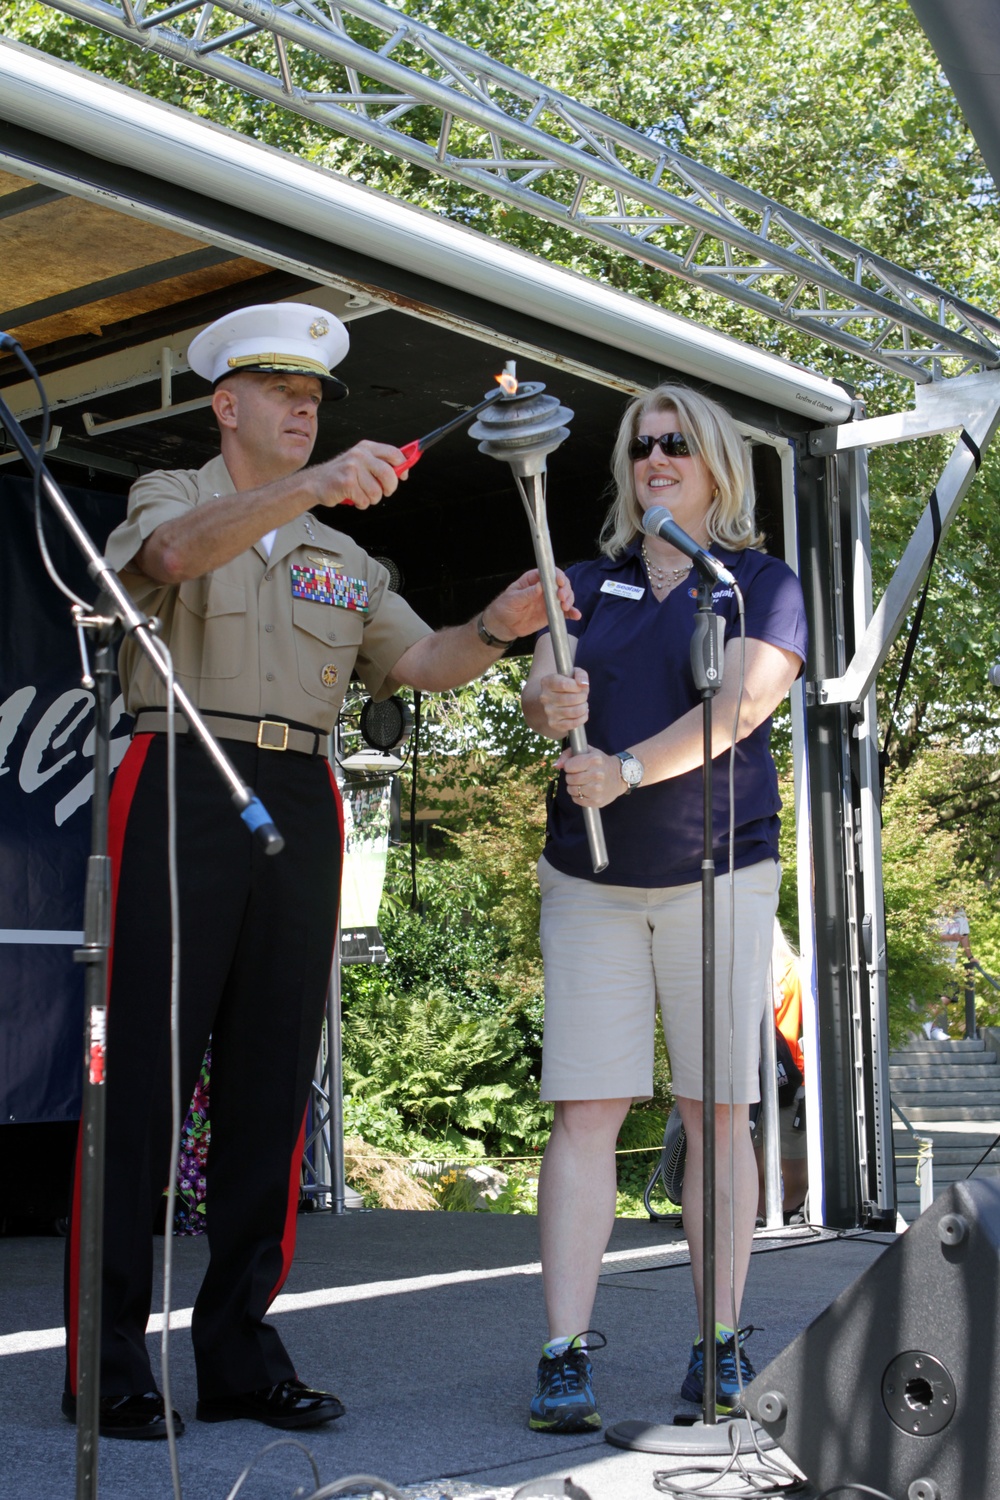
[468,378,609,874]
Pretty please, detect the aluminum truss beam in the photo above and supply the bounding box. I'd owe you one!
[813,370,1000,708]
[32,0,1000,383]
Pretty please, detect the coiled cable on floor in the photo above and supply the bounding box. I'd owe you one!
[652,1413,809,1497]
[224,1445,407,1500]
[306,1476,407,1500]
[223,1438,322,1500]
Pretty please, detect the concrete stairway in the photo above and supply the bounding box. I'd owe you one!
[890,1034,1000,1224]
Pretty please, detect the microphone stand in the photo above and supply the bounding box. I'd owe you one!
[72,609,117,1500]
[0,384,285,1500]
[606,570,773,1457]
[689,572,726,1425]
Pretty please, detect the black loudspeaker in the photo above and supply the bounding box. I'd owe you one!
[746,1178,1000,1500]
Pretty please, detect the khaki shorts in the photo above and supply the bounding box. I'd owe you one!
[538,855,780,1104]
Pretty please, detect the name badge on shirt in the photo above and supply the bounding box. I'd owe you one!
[291,564,369,612]
[600,580,645,600]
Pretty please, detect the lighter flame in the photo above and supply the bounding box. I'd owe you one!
[496,362,518,396]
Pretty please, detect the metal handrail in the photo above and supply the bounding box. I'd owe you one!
[972,960,1000,993]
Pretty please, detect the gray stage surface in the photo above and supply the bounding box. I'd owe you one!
[0,1209,892,1500]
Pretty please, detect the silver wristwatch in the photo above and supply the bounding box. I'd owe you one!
[615,750,644,792]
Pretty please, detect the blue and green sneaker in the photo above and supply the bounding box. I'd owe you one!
[529,1332,606,1433]
[680,1324,757,1414]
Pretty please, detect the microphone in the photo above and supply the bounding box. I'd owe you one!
[642,506,736,586]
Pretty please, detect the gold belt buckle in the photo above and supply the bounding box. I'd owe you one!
[256,719,289,751]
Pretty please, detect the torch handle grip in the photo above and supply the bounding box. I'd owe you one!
[546,615,609,875]
[519,475,609,875]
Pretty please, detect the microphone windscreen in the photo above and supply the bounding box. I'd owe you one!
[642,505,671,536]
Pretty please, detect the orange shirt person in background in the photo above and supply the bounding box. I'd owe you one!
[755,922,808,1219]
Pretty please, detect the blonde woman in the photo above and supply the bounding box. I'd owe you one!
[522,385,807,1430]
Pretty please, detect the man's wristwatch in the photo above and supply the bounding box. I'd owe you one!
[615,750,644,792]
[476,612,516,649]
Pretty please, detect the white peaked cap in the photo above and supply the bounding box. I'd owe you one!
[188,302,350,398]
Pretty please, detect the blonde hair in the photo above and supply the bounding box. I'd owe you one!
[599,384,764,559]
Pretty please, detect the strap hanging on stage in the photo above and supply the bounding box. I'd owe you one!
[880,429,982,783]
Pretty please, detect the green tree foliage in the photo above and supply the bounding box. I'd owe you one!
[340,758,554,1154]
[9,0,996,357]
[341,981,551,1152]
[8,0,998,773]
[9,0,1000,1064]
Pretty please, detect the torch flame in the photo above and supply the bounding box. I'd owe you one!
[495,364,518,396]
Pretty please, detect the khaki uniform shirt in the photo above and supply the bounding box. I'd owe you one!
[105,454,432,730]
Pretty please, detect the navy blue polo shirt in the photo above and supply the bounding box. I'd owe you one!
[541,540,808,887]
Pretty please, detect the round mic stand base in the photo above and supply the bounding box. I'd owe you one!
[604,1415,776,1455]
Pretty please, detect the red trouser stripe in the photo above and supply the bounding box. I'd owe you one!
[66,735,155,1395]
[266,761,344,1312]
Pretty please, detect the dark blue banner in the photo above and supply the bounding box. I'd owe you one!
[0,475,129,1123]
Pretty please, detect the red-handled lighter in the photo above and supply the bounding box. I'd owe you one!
[338,367,517,503]
[391,367,519,476]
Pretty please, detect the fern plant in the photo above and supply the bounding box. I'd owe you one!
[341,984,552,1155]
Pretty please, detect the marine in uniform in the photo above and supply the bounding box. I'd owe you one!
[62,302,577,1439]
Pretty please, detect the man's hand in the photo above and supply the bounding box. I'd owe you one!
[309,440,408,510]
[480,568,580,643]
[386,568,579,696]
[134,439,411,584]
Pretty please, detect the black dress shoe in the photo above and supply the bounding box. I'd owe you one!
[61,1390,184,1440]
[196,1377,345,1429]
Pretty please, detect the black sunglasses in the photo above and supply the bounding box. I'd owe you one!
[628,431,693,461]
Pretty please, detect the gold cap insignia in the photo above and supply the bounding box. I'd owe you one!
[309,318,330,340]
[321,663,339,687]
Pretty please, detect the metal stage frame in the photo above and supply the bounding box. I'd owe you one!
[2,3,1000,1230]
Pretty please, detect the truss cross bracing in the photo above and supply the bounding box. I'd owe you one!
[34,0,1000,383]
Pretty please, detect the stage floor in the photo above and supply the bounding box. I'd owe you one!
[0,1208,892,1499]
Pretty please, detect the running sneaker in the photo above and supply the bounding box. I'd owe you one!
[529,1332,606,1433]
[680,1325,757,1414]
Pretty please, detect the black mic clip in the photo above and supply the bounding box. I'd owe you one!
[690,577,725,694]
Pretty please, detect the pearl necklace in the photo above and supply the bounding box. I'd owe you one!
[642,541,689,589]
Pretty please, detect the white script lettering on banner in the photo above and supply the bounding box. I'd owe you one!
[1,684,131,826]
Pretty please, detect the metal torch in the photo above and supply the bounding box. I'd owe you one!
[469,382,609,874]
